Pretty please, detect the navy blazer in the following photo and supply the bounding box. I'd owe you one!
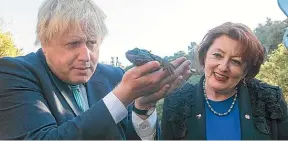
[0,49,147,139]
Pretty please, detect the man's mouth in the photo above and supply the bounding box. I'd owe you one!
[74,67,90,70]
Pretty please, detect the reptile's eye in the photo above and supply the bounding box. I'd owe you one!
[134,49,140,53]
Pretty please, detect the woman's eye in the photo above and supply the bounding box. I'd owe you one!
[231,59,241,66]
[213,53,222,58]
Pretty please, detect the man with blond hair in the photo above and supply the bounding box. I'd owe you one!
[0,0,191,139]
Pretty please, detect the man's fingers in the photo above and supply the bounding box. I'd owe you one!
[138,84,170,104]
[128,61,161,78]
[183,68,193,81]
[161,60,191,86]
[154,57,187,80]
[170,57,187,68]
[166,75,185,95]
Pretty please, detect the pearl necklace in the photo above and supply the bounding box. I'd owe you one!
[203,79,237,116]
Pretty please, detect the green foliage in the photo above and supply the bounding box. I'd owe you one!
[163,50,187,61]
[124,64,134,72]
[0,30,22,57]
[256,44,288,101]
[156,99,164,120]
[187,75,202,84]
[254,18,288,54]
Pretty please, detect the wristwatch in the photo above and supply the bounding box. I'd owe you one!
[132,105,156,116]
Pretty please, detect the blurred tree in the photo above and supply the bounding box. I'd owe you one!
[163,50,187,62]
[256,43,288,101]
[254,18,288,54]
[115,57,119,66]
[110,57,115,66]
[187,41,203,75]
[115,56,125,69]
[124,64,134,72]
[0,29,22,58]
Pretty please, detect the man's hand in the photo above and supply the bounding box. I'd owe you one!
[134,57,192,113]
[113,57,190,107]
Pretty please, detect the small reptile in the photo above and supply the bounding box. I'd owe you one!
[125,48,176,75]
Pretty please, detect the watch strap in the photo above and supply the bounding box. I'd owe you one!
[132,104,155,116]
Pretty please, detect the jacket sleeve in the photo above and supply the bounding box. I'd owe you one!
[0,58,122,139]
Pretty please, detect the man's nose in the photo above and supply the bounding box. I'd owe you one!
[78,44,90,62]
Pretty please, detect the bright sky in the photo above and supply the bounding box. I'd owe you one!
[0,0,286,66]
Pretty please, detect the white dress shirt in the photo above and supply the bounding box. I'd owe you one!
[76,84,157,140]
[103,92,157,140]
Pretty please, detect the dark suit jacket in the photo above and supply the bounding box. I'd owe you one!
[0,49,154,139]
[161,76,288,140]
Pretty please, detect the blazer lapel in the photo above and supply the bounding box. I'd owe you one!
[85,68,110,106]
[85,67,125,140]
[49,71,83,116]
[37,49,82,116]
[185,76,206,140]
[238,82,255,140]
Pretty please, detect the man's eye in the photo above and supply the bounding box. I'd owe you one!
[86,40,97,45]
[67,41,81,47]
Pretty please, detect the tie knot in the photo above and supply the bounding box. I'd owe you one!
[70,85,80,90]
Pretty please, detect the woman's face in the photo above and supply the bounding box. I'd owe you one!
[204,35,247,93]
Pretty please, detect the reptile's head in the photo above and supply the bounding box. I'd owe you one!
[125,48,154,66]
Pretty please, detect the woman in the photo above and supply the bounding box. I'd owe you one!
[161,22,288,140]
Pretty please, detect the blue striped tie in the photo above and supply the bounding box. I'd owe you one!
[70,85,85,112]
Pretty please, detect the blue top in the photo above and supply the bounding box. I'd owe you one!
[205,95,241,140]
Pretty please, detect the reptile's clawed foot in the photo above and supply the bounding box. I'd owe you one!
[163,63,175,76]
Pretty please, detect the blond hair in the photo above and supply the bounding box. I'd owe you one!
[35,0,108,46]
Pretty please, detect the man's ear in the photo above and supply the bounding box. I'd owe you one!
[40,42,48,54]
[41,46,46,54]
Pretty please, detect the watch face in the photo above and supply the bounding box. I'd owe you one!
[147,107,155,115]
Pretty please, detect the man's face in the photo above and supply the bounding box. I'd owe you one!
[42,28,100,85]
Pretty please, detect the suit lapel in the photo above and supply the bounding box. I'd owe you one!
[185,76,206,140]
[85,68,110,106]
[37,49,82,116]
[38,49,125,139]
[85,66,125,140]
[238,82,255,140]
[49,70,83,116]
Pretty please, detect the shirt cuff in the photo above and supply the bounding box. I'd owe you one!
[103,91,128,124]
[132,109,157,140]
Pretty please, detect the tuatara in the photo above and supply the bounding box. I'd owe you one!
[125,48,176,75]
